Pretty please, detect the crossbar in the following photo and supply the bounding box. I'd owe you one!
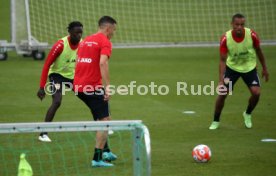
[0,120,142,134]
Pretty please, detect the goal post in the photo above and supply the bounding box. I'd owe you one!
[0,120,151,176]
[27,0,276,48]
[0,0,48,61]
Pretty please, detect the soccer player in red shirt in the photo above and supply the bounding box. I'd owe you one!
[209,14,269,130]
[73,16,117,167]
[37,21,83,142]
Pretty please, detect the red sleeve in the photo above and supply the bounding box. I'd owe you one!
[219,34,227,55]
[101,39,112,58]
[251,30,260,48]
[39,40,64,88]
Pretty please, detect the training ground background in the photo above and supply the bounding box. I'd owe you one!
[0,1,276,176]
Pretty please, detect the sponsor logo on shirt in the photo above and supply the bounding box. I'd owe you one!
[85,41,98,47]
[78,58,92,63]
[66,59,76,63]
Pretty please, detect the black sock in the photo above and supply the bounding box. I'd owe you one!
[93,148,103,161]
[40,132,48,136]
[103,142,111,153]
[246,105,253,114]
[246,94,260,115]
[214,112,221,122]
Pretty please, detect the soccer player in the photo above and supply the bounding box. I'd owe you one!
[73,16,117,167]
[209,13,269,130]
[37,21,83,141]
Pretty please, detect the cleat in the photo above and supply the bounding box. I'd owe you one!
[243,112,252,128]
[103,152,117,161]
[209,121,220,130]
[91,160,114,167]
[38,134,52,142]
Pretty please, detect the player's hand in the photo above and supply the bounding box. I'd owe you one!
[217,80,225,88]
[218,80,224,86]
[37,88,46,101]
[217,80,228,95]
[104,93,110,101]
[262,68,269,82]
[104,86,111,101]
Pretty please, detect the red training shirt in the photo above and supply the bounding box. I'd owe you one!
[220,29,260,55]
[73,32,112,92]
[39,36,79,88]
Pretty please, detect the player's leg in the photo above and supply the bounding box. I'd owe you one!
[241,68,261,128]
[44,74,64,122]
[96,116,117,162]
[209,95,228,130]
[44,76,73,122]
[39,74,72,142]
[45,91,62,122]
[76,92,115,167]
[91,92,117,165]
[209,67,239,130]
[38,91,62,141]
[39,91,62,142]
[246,86,260,114]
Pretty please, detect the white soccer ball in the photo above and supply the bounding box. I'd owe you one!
[192,144,211,163]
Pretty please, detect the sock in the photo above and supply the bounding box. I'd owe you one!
[213,112,221,122]
[246,105,253,114]
[103,142,111,153]
[93,148,103,161]
[40,132,48,136]
[246,94,260,115]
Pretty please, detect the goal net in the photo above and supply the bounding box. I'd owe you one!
[0,121,151,176]
[26,0,276,47]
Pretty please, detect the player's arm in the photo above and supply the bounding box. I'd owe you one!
[219,35,227,85]
[255,47,269,82]
[37,40,64,100]
[100,55,110,101]
[252,31,269,82]
[219,53,227,84]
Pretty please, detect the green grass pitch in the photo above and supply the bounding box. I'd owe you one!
[1,47,276,175]
[1,0,276,175]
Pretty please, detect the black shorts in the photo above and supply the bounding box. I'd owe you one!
[223,66,260,89]
[48,73,73,94]
[76,90,110,121]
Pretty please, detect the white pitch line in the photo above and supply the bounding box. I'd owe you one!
[182,111,196,114]
[261,139,276,142]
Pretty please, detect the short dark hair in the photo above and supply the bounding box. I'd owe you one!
[67,21,83,32]
[232,13,245,22]
[98,16,117,27]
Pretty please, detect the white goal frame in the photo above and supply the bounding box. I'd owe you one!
[1,0,275,60]
[0,0,48,60]
[0,120,151,176]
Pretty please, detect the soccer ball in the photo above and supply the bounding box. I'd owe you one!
[192,144,211,163]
